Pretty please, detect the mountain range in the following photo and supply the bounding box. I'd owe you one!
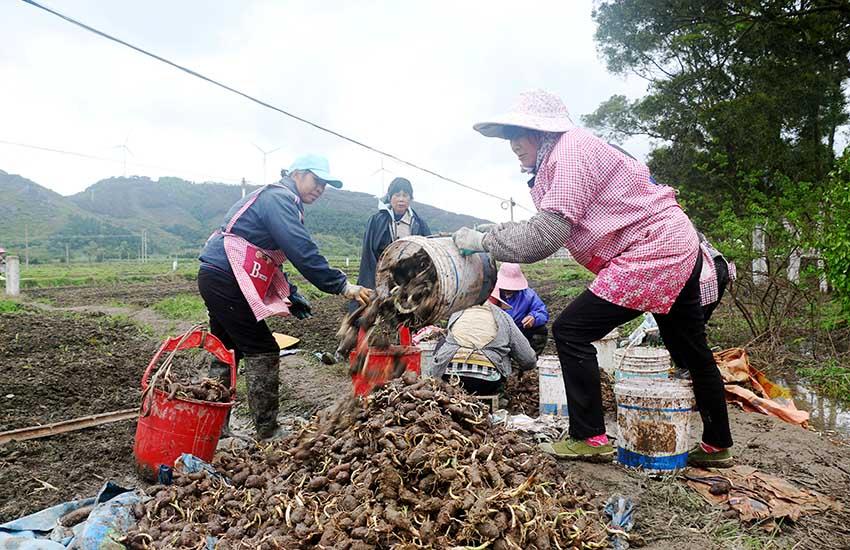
[0,170,488,261]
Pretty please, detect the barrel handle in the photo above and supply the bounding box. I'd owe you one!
[141,330,236,391]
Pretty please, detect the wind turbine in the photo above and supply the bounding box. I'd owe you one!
[113,135,133,177]
[252,143,281,185]
[371,158,394,207]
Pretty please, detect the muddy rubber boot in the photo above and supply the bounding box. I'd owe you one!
[209,358,235,437]
[243,352,281,440]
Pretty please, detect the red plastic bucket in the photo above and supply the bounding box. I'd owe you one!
[133,330,236,481]
[350,326,421,396]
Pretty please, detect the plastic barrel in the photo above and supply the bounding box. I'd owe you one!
[593,329,620,375]
[614,346,671,382]
[417,340,438,378]
[537,355,568,417]
[614,378,696,473]
[375,236,497,325]
[133,330,236,482]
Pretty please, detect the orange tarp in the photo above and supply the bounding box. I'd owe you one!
[714,348,810,427]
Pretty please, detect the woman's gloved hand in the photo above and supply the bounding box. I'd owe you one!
[452,227,486,255]
[288,290,312,319]
[343,283,373,305]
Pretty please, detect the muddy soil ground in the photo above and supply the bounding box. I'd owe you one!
[0,309,156,521]
[25,279,197,308]
[3,280,850,548]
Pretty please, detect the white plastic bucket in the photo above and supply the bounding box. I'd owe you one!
[614,347,671,382]
[537,355,568,417]
[594,329,620,375]
[376,236,497,324]
[417,340,438,378]
[614,378,696,473]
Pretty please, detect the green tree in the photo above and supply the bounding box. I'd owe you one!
[585,1,850,234]
[820,151,850,312]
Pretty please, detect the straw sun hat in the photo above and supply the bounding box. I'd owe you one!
[473,89,574,139]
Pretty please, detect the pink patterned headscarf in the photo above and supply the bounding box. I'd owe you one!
[521,131,563,174]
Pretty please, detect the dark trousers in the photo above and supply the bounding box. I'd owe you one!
[702,256,730,322]
[197,266,279,361]
[551,254,733,448]
[521,324,548,356]
[442,375,504,395]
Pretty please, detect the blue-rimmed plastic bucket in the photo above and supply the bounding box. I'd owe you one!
[615,378,695,473]
[614,347,671,382]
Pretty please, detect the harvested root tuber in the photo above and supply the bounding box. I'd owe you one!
[125,376,609,549]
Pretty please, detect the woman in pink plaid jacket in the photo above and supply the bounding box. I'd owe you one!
[454,90,733,467]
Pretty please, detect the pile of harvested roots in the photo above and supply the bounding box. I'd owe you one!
[339,250,438,362]
[503,373,539,415]
[161,377,231,403]
[125,373,610,549]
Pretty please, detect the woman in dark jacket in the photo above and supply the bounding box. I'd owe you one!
[354,177,431,304]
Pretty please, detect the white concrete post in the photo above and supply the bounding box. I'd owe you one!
[818,258,829,293]
[752,225,768,285]
[787,249,801,283]
[345,257,350,267]
[5,256,19,296]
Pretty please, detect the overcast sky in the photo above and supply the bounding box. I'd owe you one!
[0,0,651,222]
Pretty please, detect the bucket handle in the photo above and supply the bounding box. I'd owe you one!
[141,329,236,391]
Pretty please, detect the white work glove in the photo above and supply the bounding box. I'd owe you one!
[474,223,497,232]
[343,282,373,305]
[452,227,486,256]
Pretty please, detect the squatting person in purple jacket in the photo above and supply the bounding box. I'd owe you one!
[489,263,549,356]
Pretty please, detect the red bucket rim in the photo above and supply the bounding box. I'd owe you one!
[148,386,235,408]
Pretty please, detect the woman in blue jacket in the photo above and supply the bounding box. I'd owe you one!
[490,263,549,355]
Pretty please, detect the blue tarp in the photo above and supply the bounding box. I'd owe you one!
[0,482,142,550]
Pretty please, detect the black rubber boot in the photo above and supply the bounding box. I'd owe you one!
[209,358,235,437]
[243,352,281,439]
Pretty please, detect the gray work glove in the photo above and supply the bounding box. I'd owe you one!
[452,227,486,256]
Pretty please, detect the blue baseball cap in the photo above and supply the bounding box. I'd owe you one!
[288,154,343,188]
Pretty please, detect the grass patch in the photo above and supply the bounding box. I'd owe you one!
[99,313,155,337]
[555,286,584,298]
[618,316,645,338]
[284,271,324,301]
[0,299,22,313]
[558,265,594,283]
[798,362,850,405]
[152,294,208,322]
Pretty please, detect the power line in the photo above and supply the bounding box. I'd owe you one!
[20,0,535,214]
[0,138,241,183]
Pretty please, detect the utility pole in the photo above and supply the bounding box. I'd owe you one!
[65,243,70,264]
[24,225,29,267]
[241,177,247,199]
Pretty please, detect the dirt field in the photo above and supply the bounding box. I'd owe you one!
[2,279,849,548]
[25,279,197,308]
[0,309,156,521]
